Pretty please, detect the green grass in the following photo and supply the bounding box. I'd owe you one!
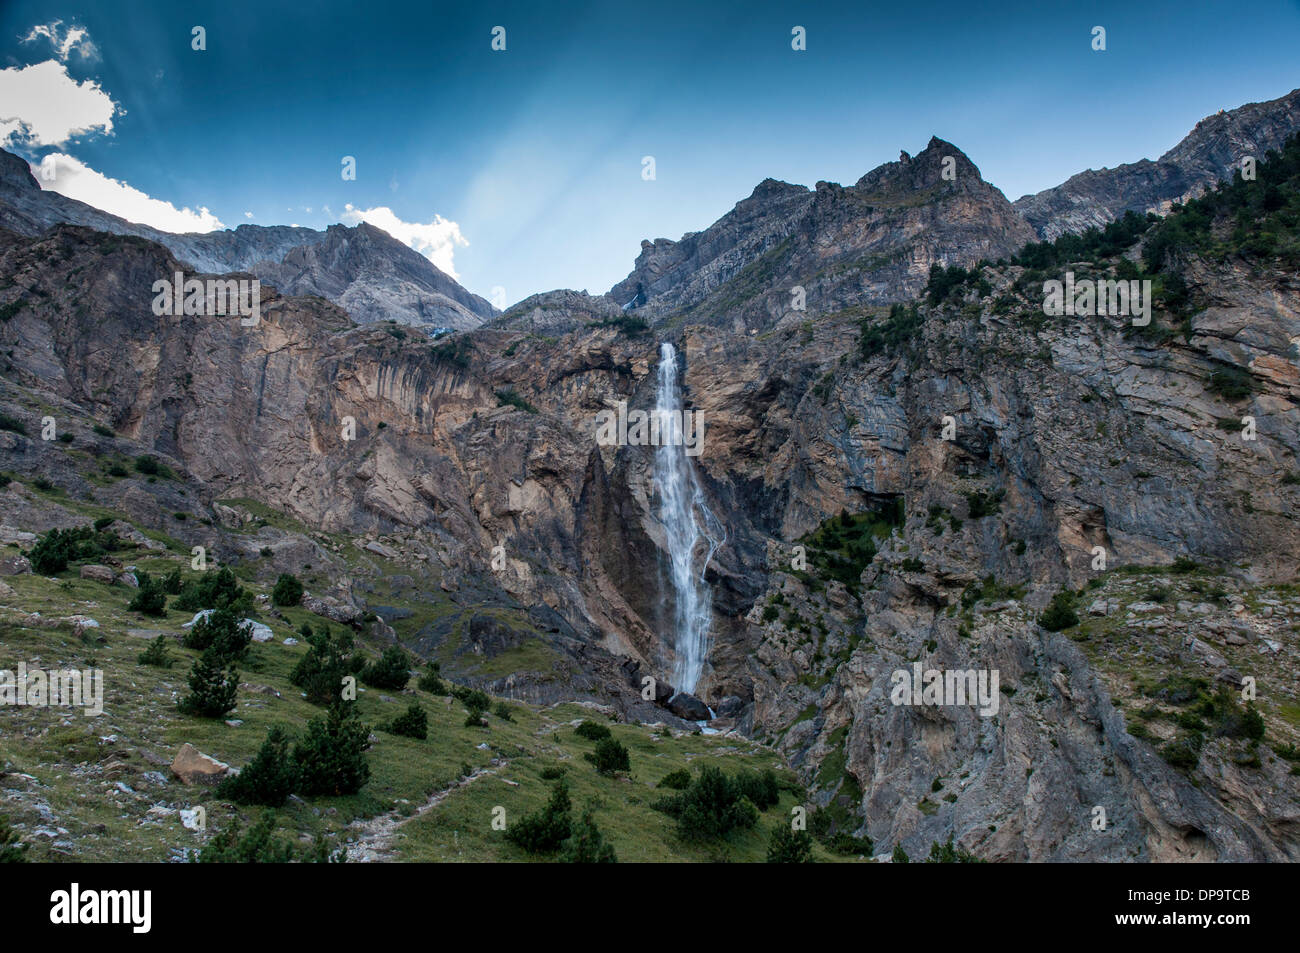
[0,540,831,863]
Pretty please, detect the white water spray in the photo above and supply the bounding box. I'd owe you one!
[654,342,724,695]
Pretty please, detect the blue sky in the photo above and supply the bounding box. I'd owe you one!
[2,0,1298,305]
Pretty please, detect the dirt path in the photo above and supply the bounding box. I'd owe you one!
[346,758,507,862]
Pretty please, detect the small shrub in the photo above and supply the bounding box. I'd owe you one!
[926,837,984,863]
[173,567,252,614]
[506,780,572,854]
[217,727,300,806]
[654,765,760,842]
[417,663,445,695]
[183,607,252,662]
[133,454,174,478]
[271,573,303,607]
[383,703,428,740]
[766,824,814,863]
[136,635,173,668]
[659,768,692,790]
[1039,590,1080,631]
[574,720,612,742]
[195,812,294,863]
[128,571,167,617]
[28,526,112,575]
[494,388,538,413]
[585,737,631,775]
[1161,734,1203,770]
[732,769,780,810]
[558,807,618,863]
[1208,366,1255,401]
[361,646,411,691]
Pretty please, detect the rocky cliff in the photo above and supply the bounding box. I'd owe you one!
[1015,87,1300,240]
[0,149,496,330]
[610,138,1036,329]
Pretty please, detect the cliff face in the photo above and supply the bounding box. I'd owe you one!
[4,216,1297,859]
[0,149,496,330]
[1014,88,1300,240]
[610,139,1035,329]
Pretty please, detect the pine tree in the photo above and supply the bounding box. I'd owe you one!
[290,625,365,705]
[766,823,813,863]
[361,645,411,690]
[0,814,28,863]
[137,635,174,668]
[293,701,371,796]
[506,779,573,854]
[584,736,630,775]
[217,726,300,806]
[417,661,445,694]
[178,648,238,718]
[128,570,167,617]
[183,606,252,661]
[558,807,617,863]
[382,703,428,740]
[271,572,304,607]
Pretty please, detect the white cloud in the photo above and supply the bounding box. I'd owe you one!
[244,211,254,219]
[0,60,118,147]
[22,21,100,63]
[32,153,224,233]
[342,204,468,277]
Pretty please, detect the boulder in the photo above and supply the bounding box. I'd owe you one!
[182,609,273,642]
[0,526,36,546]
[1,555,32,576]
[302,593,362,626]
[115,571,139,588]
[80,561,116,582]
[666,691,712,721]
[170,744,231,786]
[715,695,745,718]
[105,521,167,551]
[1087,598,1119,616]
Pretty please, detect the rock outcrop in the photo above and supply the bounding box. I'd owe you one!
[1014,87,1300,239]
[609,138,1035,329]
[0,150,495,330]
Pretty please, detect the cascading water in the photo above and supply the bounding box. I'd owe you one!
[653,341,724,697]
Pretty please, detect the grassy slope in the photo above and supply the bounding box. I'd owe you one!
[0,537,841,863]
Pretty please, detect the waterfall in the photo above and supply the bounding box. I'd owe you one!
[653,341,723,696]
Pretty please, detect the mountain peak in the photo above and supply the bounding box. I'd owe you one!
[0,149,40,193]
[852,137,984,193]
[748,178,809,201]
